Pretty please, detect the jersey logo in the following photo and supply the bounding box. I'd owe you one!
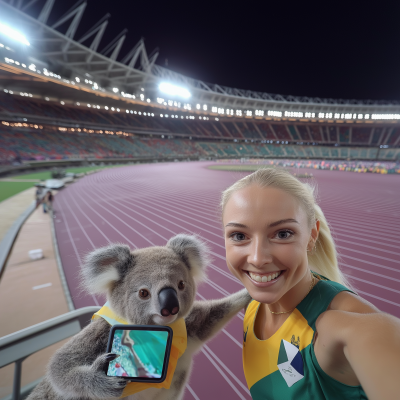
[277,339,304,387]
[291,335,300,349]
[243,326,248,344]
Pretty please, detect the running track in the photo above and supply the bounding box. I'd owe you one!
[53,161,400,400]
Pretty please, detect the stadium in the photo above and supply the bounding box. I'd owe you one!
[0,1,399,400]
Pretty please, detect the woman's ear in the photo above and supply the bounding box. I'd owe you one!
[308,219,320,249]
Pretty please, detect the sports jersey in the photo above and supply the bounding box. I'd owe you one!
[243,274,367,399]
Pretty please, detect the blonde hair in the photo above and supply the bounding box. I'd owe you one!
[221,168,349,287]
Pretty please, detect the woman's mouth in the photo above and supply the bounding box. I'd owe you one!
[245,270,285,286]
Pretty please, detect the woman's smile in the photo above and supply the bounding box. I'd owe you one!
[244,269,285,286]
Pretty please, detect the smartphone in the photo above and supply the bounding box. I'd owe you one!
[105,325,173,383]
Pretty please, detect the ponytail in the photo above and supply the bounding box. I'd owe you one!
[308,204,350,287]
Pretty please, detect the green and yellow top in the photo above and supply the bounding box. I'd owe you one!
[243,274,368,400]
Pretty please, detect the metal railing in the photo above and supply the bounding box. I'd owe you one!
[0,306,100,400]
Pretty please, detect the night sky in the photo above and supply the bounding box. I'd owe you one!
[26,0,400,101]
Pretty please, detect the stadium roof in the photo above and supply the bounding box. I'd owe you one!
[1,0,400,124]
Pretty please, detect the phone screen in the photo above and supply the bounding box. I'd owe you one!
[106,326,172,382]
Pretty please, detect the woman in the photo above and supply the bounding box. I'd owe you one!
[221,168,399,400]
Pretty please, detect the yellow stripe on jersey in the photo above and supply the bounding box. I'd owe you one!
[243,301,314,390]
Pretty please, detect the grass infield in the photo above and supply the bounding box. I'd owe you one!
[12,166,115,181]
[0,165,123,203]
[207,164,277,172]
[0,182,36,203]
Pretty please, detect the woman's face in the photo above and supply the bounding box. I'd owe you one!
[223,184,317,304]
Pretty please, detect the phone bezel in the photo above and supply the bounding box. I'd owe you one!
[105,324,173,383]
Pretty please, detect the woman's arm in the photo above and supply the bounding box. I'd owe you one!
[316,309,400,400]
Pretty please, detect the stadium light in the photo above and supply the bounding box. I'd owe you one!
[159,82,191,98]
[0,23,30,46]
[112,87,119,93]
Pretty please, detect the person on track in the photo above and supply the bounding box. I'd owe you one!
[221,168,400,400]
[35,185,43,207]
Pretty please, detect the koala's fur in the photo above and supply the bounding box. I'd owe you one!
[28,234,251,400]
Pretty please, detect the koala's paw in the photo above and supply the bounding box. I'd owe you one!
[88,353,127,399]
[235,288,252,308]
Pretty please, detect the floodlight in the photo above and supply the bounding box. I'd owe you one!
[112,87,119,93]
[0,23,30,46]
[159,82,191,98]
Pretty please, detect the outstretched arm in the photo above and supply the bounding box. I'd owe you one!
[185,288,251,345]
[316,310,400,400]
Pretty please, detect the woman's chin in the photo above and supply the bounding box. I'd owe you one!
[244,283,284,305]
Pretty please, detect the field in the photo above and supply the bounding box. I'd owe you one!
[0,166,121,203]
[208,164,276,172]
[0,182,37,203]
[53,161,400,400]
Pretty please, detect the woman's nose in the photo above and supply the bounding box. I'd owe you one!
[247,240,272,268]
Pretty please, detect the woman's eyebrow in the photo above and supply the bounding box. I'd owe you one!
[225,219,299,229]
[268,218,299,227]
[225,222,248,228]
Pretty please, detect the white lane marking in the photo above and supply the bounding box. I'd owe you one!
[201,346,249,400]
[33,283,52,290]
[186,384,201,400]
[79,171,400,303]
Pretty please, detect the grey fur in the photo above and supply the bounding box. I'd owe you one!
[27,234,251,400]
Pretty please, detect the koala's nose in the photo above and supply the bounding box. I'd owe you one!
[158,287,179,317]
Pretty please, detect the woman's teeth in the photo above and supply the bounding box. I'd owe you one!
[249,271,281,282]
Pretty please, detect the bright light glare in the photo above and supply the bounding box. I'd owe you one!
[158,82,191,98]
[0,23,30,46]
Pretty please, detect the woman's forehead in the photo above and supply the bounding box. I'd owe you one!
[223,185,304,224]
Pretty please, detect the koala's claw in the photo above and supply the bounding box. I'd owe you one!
[89,375,127,399]
[91,352,120,372]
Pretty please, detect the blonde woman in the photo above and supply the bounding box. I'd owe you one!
[221,168,400,400]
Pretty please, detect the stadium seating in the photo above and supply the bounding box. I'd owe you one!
[271,125,291,141]
[370,128,384,145]
[0,94,388,147]
[308,126,322,142]
[339,127,350,143]
[287,126,300,141]
[385,128,400,146]
[0,94,399,163]
[296,125,311,141]
[1,124,399,162]
[352,128,371,144]
[257,123,276,140]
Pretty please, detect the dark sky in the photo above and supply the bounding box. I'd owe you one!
[28,0,400,101]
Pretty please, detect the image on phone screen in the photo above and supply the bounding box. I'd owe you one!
[107,328,170,379]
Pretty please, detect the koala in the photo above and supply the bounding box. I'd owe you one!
[28,234,251,400]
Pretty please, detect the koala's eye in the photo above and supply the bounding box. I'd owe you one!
[139,289,150,299]
[178,281,185,290]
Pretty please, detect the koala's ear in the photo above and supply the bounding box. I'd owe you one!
[81,244,132,294]
[166,234,211,283]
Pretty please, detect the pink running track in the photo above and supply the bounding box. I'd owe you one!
[53,162,400,400]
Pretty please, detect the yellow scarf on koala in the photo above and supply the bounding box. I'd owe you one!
[92,302,187,398]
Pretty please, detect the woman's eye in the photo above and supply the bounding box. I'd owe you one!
[230,232,247,241]
[275,230,293,239]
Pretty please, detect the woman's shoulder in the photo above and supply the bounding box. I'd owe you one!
[327,290,379,313]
